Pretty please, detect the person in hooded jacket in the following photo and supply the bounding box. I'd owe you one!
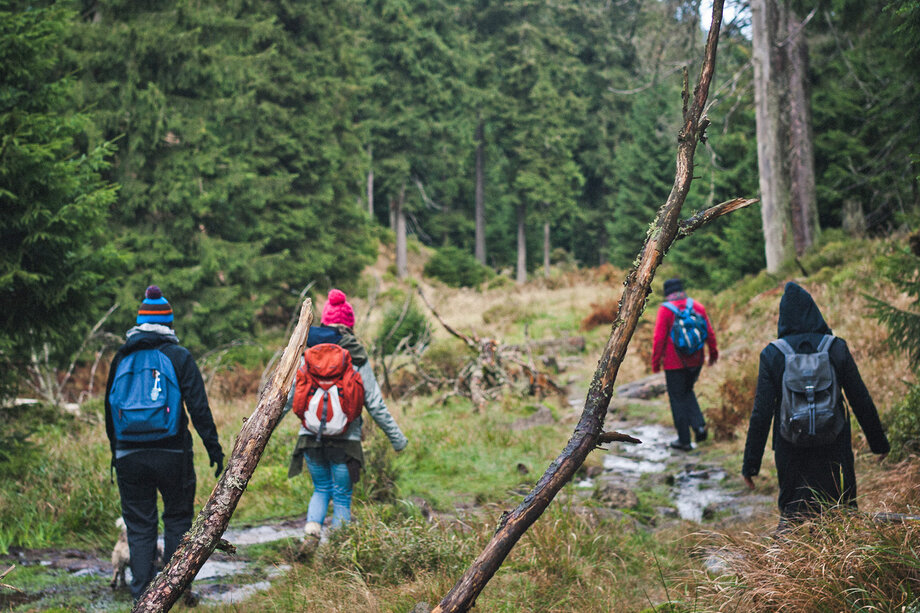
[742,282,889,520]
[282,289,407,543]
[104,286,224,601]
[652,278,719,451]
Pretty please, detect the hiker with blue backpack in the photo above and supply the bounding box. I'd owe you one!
[742,282,889,521]
[104,286,224,601]
[652,278,719,451]
[282,289,407,545]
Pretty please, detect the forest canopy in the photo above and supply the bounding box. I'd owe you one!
[1,0,918,398]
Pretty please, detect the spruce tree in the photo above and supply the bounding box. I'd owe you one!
[0,3,120,400]
[70,0,375,349]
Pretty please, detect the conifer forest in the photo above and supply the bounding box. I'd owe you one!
[2,0,920,611]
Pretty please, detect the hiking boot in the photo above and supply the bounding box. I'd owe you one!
[298,521,322,559]
[694,425,708,443]
[669,439,693,452]
[304,521,322,541]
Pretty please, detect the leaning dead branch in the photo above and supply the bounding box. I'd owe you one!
[432,3,749,611]
[132,300,313,612]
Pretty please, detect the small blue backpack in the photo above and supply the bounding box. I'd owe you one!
[109,349,181,442]
[662,298,709,355]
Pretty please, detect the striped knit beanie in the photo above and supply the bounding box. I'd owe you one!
[137,285,174,325]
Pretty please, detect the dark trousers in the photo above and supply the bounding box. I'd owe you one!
[665,367,705,445]
[115,449,196,600]
[777,444,856,519]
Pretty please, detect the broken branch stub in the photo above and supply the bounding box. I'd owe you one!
[132,300,313,613]
[433,3,730,611]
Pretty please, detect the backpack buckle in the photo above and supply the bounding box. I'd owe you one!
[804,384,815,404]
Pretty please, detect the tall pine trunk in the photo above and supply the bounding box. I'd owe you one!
[475,121,486,265]
[785,8,819,255]
[543,220,550,278]
[516,204,526,284]
[752,0,818,272]
[367,146,374,218]
[395,184,408,279]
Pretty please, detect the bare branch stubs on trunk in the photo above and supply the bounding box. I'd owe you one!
[433,3,732,612]
[416,288,576,410]
[132,300,313,613]
[597,431,642,447]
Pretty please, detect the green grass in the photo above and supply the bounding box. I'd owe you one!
[0,565,133,613]
[2,235,917,611]
[393,396,570,509]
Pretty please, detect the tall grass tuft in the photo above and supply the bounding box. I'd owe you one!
[0,401,117,553]
[315,508,477,586]
[693,511,920,611]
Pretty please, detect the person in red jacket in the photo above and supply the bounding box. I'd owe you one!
[651,278,719,451]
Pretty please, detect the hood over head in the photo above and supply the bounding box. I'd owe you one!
[777,281,832,338]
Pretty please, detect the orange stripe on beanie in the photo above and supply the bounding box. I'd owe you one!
[137,285,173,325]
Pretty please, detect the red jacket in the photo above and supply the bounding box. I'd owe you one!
[651,296,718,371]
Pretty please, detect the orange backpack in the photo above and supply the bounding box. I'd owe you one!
[292,343,365,438]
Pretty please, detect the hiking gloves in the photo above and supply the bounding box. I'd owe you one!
[209,450,224,478]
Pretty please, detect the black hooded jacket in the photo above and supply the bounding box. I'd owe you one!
[742,282,889,514]
[104,330,222,463]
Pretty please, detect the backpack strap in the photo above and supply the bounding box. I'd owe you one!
[770,338,795,356]
[685,298,694,311]
[662,301,680,315]
[817,334,835,353]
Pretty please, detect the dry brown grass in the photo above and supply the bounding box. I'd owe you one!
[691,511,920,612]
[207,365,263,400]
[858,455,920,513]
[580,298,620,331]
[709,348,759,441]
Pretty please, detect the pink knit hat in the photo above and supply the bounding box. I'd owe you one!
[321,289,355,327]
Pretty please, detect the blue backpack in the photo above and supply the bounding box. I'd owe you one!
[662,298,708,355]
[109,349,182,442]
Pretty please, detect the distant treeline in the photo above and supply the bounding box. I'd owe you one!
[2,0,918,373]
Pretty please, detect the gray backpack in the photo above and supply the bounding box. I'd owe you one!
[771,334,845,447]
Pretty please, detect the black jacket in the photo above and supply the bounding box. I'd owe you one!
[104,329,222,463]
[742,282,889,514]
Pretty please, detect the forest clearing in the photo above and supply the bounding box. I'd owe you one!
[3,0,920,610]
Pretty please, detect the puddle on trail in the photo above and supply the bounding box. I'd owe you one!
[192,522,302,605]
[2,522,306,611]
[223,523,303,546]
[592,422,737,523]
[199,564,290,605]
[672,468,732,522]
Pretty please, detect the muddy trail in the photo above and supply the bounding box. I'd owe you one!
[0,381,775,611]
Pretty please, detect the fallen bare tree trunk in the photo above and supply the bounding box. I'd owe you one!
[418,288,568,408]
[432,4,751,611]
[132,300,313,612]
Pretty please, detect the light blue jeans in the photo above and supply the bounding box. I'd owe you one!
[304,453,353,528]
